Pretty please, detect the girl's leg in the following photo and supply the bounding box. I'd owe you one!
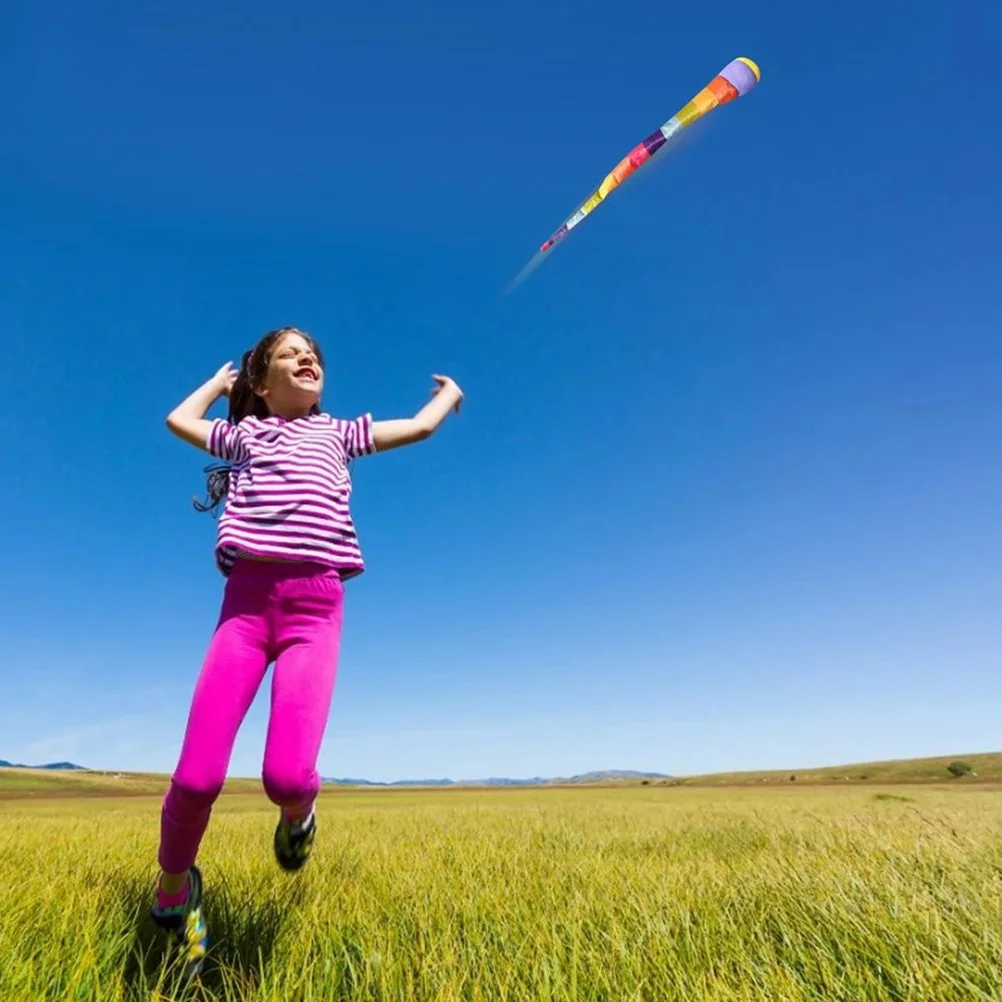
[158,573,272,878]
[261,569,344,822]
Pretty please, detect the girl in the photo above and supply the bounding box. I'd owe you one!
[152,325,462,972]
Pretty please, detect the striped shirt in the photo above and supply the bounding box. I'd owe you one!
[206,412,376,578]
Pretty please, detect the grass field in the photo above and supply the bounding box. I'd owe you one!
[2,785,1001,1001]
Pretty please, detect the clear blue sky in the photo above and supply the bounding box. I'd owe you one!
[2,0,1000,782]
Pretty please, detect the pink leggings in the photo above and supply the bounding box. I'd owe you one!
[158,559,344,874]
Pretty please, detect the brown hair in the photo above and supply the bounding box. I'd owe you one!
[194,326,325,514]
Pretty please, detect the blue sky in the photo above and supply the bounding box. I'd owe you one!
[2,0,1000,782]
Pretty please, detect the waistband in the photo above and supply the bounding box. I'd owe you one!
[228,553,342,582]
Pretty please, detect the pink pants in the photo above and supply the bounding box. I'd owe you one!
[158,559,344,874]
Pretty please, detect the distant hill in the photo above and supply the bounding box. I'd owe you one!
[1,761,669,792]
[321,770,671,787]
[563,770,669,784]
[0,760,84,770]
[2,760,668,790]
[668,751,999,786]
[0,767,262,799]
[4,752,1000,800]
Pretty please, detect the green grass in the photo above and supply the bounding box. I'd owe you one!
[2,786,1002,1001]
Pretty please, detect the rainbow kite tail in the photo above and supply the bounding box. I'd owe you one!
[538,57,760,254]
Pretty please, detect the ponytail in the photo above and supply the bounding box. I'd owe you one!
[192,349,261,515]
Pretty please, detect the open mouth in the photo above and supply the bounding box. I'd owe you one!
[295,366,318,382]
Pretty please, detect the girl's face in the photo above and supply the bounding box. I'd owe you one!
[255,330,324,416]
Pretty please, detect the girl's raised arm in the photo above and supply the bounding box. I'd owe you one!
[372,374,463,452]
[167,362,237,451]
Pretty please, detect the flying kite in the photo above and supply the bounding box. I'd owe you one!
[515,57,761,283]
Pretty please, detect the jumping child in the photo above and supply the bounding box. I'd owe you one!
[152,325,462,973]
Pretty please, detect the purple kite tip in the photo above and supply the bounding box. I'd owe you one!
[720,57,761,97]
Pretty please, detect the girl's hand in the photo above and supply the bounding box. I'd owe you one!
[167,362,238,452]
[371,374,463,452]
[213,362,238,398]
[431,374,463,413]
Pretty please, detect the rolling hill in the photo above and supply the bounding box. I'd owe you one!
[0,760,84,770]
[666,752,996,786]
[322,770,671,787]
[0,754,996,799]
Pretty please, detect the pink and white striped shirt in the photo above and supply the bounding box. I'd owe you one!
[207,412,375,578]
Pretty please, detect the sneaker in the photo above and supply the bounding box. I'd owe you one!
[150,865,209,981]
[274,810,316,872]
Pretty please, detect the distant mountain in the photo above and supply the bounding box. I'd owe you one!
[321,777,457,787]
[560,770,668,784]
[0,760,85,770]
[478,778,543,787]
[322,777,457,787]
[1,758,665,786]
[322,769,670,787]
[389,779,457,787]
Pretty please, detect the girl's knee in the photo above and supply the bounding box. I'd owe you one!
[167,772,225,812]
[261,765,318,808]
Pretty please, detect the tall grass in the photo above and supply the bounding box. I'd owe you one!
[1,786,1000,1000]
